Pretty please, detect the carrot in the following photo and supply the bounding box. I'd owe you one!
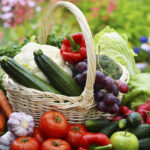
[0,112,5,133]
[0,90,13,118]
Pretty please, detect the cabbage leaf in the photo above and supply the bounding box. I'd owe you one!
[94,26,140,75]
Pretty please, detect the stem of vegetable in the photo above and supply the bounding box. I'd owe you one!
[34,49,43,56]
[0,56,8,63]
[73,126,80,132]
[66,35,80,52]
[53,141,60,146]
[89,144,112,150]
[55,115,61,123]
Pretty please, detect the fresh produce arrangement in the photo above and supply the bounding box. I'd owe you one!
[1,1,150,150]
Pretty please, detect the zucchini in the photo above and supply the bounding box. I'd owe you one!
[127,112,142,127]
[85,118,110,132]
[139,138,150,150]
[99,121,118,137]
[0,56,60,94]
[34,49,82,96]
[128,124,150,139]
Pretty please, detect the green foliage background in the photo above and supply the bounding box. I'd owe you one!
[0,0,150,49]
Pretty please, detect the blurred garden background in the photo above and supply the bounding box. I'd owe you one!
[0,0,150,71]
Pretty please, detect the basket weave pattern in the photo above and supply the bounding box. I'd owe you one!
[3,1,129,126]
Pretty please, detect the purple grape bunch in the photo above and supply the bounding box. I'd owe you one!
[74,60,129,114]
[74,59,105,91]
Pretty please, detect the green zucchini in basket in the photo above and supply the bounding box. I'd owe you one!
[0,56,60,94]
[34,49,82,96]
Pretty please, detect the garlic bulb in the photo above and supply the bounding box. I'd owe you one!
[0,131,16,150]
[7,112,34,137]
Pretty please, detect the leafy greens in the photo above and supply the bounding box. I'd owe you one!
[94,26,140,76]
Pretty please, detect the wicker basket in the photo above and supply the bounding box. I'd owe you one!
[3,1,129,126]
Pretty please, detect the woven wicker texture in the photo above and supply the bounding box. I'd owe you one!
[3,1,129,126]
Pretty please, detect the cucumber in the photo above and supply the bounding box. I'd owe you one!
[85,118,110,132]
[0,56,60,94]
[127,112,142,127]
[34,49,82,96]
[128,124,150,139]
[139,138,150,150]
[99,121,118,137]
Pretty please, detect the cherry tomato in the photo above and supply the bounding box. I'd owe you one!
[32,127,45,144]
[11,137,40,150]
[41,138,71,150]
[66,124,87,150]
[39,111,68,138]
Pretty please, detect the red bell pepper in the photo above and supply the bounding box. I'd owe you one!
[78,132,112,150]
[60,33,87,65]
[145,117,150,124]
[136,99,150,121]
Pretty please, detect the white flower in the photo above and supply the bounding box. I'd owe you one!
[141,43,150,52]
[19,0,26,6]
[27,0,36,7]
[1,12,13,20]
[3,22,11,28]
[148,37,150,43]
[2,0,9,5]
[31,25,37,29]
[1,6,12,12]
[136,62,148,70]
[36,6,42,12]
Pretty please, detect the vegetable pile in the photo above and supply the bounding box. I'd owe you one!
[1,25,150,150]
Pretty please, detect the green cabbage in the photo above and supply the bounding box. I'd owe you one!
[94,26,140,75]
[122,73,150,110]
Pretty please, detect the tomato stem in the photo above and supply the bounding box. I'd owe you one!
[55,115,61,123]
[53,141,60,146]
[73,126,80,132]
[21,138,29,143]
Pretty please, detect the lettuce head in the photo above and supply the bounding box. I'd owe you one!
[94,26,140,75]
[122,73,150,110]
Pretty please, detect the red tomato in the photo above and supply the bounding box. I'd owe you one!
[66,124,87,150]
[39,111,68,138]
[41,138,71,150]
[11,137,40,150]
[32,127,45,144]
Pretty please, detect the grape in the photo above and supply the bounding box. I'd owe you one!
[82,70,87,81]
[112,84,119,96]
[74,73,83,85]
[95,71,105,84]
[108,103,119,114]
[104,93,116,105]
[116,98,121,107]
[81,83,86,89]
[118,83,129,93]
[75,62,87,73]
[103,76,114,92]
[95,91,105,101]
[97,101,106,112]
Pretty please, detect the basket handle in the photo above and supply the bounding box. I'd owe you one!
[40,1,96,103]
